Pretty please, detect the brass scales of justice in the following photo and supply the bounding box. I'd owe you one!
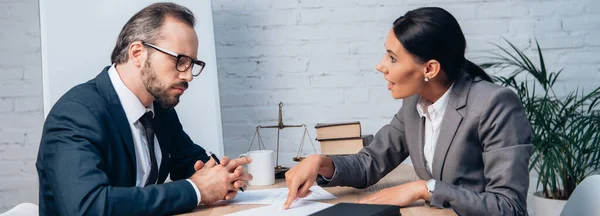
[247,102,318,179]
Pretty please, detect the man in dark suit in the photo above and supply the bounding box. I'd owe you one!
[35,3,252,215]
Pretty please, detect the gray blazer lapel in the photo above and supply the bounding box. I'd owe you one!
[417,116,433,179]
[403,96,432,179]
[431,75,472,180]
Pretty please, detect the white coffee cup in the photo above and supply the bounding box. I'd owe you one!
[239,150,275,186]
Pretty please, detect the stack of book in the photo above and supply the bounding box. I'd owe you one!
[315,121,373,155]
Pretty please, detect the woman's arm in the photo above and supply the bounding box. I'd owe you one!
[321,107,411,189]
[284,104,411,209]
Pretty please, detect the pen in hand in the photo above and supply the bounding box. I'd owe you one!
[208,151,245,192]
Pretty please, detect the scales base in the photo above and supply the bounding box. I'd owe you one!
[274,165,289,179]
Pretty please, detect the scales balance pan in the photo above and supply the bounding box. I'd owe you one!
[247,102,318,179]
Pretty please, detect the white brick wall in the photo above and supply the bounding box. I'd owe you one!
[0,0,43,212]
[213,1,600,215]
[0,0,598,213]
[213,0,600,162]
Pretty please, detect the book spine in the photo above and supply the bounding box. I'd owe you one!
[316,136,362,141]
[314,122,361,128]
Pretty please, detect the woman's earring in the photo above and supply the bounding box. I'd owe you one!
[424,77,429,82]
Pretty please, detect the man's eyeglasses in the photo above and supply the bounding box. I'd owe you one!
[142,42,206,77]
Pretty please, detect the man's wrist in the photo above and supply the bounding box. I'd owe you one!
[186,179,202,205]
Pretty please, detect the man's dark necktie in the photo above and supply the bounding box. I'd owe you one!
[139,111,159,186]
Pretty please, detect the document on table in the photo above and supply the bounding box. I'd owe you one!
[224,200,333,216]
[222,186,336,205]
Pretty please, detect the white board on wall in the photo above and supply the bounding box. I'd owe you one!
[39,0,224,156]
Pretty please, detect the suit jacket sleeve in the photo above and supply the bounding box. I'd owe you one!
[430,88,532,216]
[165,108,210,181]
[41,101,198,216]
[320,106,410,188]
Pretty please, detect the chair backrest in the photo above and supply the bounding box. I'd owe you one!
[561,175,600,216]
[0,203,38,216]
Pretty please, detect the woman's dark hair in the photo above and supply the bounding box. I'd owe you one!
[392,7,492,82]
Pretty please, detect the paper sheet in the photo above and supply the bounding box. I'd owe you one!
[303,186,337,201]
[222,186,336,205]
[224,200,333,216]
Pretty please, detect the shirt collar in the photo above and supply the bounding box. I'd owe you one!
[416,83,454,118]
[108,64,155,124]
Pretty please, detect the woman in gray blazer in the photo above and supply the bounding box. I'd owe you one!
[284,7,532,216]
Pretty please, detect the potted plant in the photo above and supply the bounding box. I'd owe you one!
[480,39,600,216]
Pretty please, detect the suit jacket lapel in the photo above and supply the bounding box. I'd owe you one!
[417,116,433,179]
[95,66,137,184]
[431,75,472,180]
[404,95,432,179]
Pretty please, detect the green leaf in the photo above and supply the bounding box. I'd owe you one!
[482,38,600,199]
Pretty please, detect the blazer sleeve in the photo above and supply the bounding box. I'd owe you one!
[321,106,410,188]
[430,88,533,216]
[165,108,211,181]
[40,101,198,216]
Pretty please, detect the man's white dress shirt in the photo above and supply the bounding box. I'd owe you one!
[108,65,201,204]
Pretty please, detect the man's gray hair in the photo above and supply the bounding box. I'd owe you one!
[110,2,195,64]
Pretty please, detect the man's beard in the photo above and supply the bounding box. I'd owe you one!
[141,59,188,108]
